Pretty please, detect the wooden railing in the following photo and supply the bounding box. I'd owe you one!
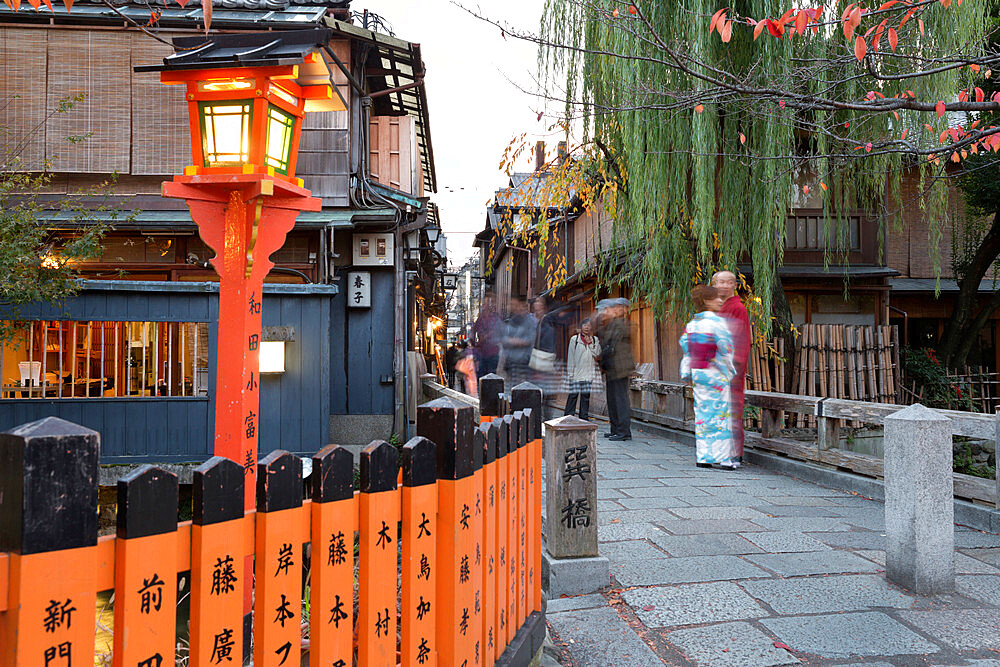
[0,390,545,666]
[629,378,1000,509]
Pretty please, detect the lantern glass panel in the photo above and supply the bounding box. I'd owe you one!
[265,104,295,175]
[199,100,252,165]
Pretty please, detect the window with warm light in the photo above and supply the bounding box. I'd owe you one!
[199,101,253,166]
[264,104,296,175]
[258,341,285,373]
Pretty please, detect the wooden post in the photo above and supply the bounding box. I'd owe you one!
[478,421,499,666]
[418,397,477,667]
[762,408,781,439]
[190,456,246,666]
[0,417,100,665]
[506,412,522,645]
[113,465,179,667]
[309,445,357,667]
[511,381,543,618]
[479,373,505,422]
[544,416,599,558]
[401,437,438,667]
[683,384,695,424]
[818,416,840,451]
[358,440,401,666]
[494,415,511,655]
[254,451,304,667]
[995,409,1000,510]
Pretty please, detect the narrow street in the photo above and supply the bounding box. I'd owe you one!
[545,426,1000,666]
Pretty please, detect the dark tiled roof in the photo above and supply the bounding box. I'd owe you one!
[78,0,348,9]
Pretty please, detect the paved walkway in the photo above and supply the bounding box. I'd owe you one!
[544,425,1000,666]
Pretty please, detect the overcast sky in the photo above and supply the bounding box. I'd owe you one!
[357,0,557,265]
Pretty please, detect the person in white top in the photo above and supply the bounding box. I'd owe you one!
[563,318,601,420]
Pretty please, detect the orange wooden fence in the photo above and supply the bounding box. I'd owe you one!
[0,384,545,666]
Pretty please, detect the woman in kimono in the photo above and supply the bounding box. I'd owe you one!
[680,285,739,469]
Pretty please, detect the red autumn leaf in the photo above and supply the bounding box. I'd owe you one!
[843,17,855,41]
[850,6,862,28]
[918,18,925,35]
[721,20,733,43]
[888,28,898,52]
[958,90,968,102]
[820,181,828,191]
[951,151,961,162]
[924,123,934,131]
[949,127,960,142]
[878,0,899,9]
[803,185,810,195]
[754,19,767,40]
[537,111,544,122]
[767,18,784,37]
[710,8,726,34]
[938,129,949,143]
[794,10,808,36]
[779,99,786,109]
[873,20,886,51]
[774,642,793,651]
[739,132,747,145]
[901,128,909,140]
[969,63,981,73]
[975,87,985,102]
[940,0,951,6]
[612,7,619,17]
[865,141,873,152]
[936,100,947,117]
[695,104,704,113]
[899,8,915,29]
[628,3,637,15]
[203,0,212,32]
[854,35,867,61]
[844,121,850,128]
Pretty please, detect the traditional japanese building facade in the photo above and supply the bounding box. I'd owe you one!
[0,2,443,459]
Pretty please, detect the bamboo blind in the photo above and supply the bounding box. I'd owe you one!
[131,40,190,175]
[45,31,132,173]
[1,29,49,169]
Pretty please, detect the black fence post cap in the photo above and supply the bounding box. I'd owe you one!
[0,417,100,555]
[117,465,179,539]
[500,414,515,458]
[361,440,399,493]
[402,437,436,487]
[478,374,505,417]
[478,421,498,465]
[312,445,354,503]
[193,456,245,526]
[257,450,303,513]
[417,397,475,480]
[511,382,544,439]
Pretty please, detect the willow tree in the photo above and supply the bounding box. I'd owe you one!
[475,0,999,365]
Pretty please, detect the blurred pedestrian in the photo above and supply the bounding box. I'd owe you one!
[446,342,460,389]
[564,318,600,420]
[456,344,478,398]
[600,298,635,441]
[680,285,738,469]
[712,270,751,462]
[529,296,560,394]
[472,292,503,378]
[503,297,535,388]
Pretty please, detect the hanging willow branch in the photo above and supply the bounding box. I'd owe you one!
[461,0,999,330]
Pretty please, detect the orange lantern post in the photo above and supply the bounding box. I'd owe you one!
[137,29,345,510]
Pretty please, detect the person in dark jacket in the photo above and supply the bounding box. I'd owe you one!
[600,298,636,440]
[445,343,460,389]
[472,293,503,378]
[503,297,535,388]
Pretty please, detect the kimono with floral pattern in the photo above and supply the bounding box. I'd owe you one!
[679,312,737,465]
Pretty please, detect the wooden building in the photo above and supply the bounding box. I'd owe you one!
[0,2,443,459]
[476,142,996,386]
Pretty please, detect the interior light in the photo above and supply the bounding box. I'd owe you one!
[200,79,253,92]
[259,341,285,373]
[199,101,253,165]
[264,104,296,174]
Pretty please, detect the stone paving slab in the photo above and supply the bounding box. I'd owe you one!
[658,518,767,534]
[620,485,713,498]
[602,478,670,489]
[670,506,771,520]
[745,550,882,577]
[760,611,941,658]
[597,508,678,525]
[898,609,1000,650]
[597,539,668,562]
[613,555,771,586]
[664,621,800,667]
[618,496,698,510]
[853,550,1000,575]
[740,530,833,553]
[545,593,608,614]
[739,574,916,615]
[647,532,765,557]
[621,582,768,627]
[758,495,841,506]
[810,530,887,550]
[964,548,1000,567]
[749,516,853,532]
[546,605,665,667]
[956,575,1000,607]
[597,522,657,543]
[955,530,1000,549]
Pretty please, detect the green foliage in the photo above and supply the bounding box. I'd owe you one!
[538,0,990,326]
[904,347,976,411]
[1,94,123,343]
[952,440,996,479]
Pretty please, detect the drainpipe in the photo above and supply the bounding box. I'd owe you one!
[888,304,908,345]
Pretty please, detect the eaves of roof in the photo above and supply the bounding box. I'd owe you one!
[37,207,390,230]
[325,17,437,195]
[0,1,331,28]
[890,277,1000,293]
